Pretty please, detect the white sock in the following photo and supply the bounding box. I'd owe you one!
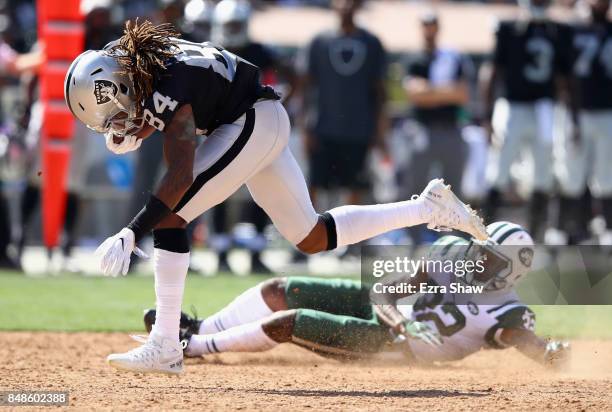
[199,283,273,334]
[188,321,278,356]
[328,199,429,247]
[151,248,190,340]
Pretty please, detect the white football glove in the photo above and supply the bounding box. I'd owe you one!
[104,132,142,155]
[95,228,148,276]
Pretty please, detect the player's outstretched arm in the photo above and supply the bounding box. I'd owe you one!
[94,105,196,277]
[499,328,571,370]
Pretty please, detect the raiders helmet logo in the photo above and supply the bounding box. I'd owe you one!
[518,248,534,268]
[93,80,118,105]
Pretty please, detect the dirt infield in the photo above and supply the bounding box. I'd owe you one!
[1,333,611,411]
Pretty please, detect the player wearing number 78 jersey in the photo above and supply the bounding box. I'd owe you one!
[64,20,488,374]
[555,0,612,245]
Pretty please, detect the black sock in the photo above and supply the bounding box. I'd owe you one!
[528,191,549,241]
[601,197,612,230]
[62,192,80,257]
[17,184,40,256]
[0,183,11,257]
[484,188,501,222]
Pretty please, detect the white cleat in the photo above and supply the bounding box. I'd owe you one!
[107,332,183,375]
[416,178,488,241]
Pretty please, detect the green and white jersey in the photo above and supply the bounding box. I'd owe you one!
[401,236,536,363]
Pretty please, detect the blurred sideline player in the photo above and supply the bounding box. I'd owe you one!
[64,20,487,374]
[143,221,570,369]
[208,0,296,273]
[553,0,612,245]
[403,11,472,243]
[183,0,214,42]
[0,31,42,269]
[482,0,577,241]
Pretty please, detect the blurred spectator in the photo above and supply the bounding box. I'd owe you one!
[298,0,387,209]
[183,0,215,41]
[0,30,41,269]
[402,11,471,204]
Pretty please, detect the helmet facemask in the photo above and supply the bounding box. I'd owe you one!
[104,104,144,139]
[461,240,513,291]
[94,83,144,139]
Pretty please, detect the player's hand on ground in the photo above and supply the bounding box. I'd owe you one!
[400,320,443,347]
[95,228,148,276]
[543,340,571,370]
[104,132,142,155]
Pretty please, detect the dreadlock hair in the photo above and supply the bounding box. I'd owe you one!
[107,19,180,107]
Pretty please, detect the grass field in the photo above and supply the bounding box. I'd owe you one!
[1,270,612,338]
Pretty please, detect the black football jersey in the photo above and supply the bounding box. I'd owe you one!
[494,20,570,102]
[570,21,612,110]
[140,39,266,136]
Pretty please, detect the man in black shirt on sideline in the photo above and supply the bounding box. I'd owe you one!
[404,11,471,205]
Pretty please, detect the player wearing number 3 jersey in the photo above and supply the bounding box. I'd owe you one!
[482,0,576,241]
[64,20,488,374]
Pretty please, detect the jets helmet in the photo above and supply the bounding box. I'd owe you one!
[463,221,535,293]
[64,48,142,138]
[212,0,251,49]
[184,0,214,42]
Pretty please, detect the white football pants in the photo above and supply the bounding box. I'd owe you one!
[174,99,318,245]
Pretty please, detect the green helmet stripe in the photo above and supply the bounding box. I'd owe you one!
[488,222,509,238]
[495,227,523,244]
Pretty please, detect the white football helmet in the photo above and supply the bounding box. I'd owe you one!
[64,48,142,138]
[184,0,214,42]
[463,221,535,292]
[212,0,251,49]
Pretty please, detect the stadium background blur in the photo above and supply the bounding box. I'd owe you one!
[0,0,605,276]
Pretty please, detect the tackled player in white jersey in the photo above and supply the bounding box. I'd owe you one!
[142,222,570,368]
[64,20,487,374]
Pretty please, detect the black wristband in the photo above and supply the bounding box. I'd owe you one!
[127,195,172,243]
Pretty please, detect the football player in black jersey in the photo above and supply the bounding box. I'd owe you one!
[482,0,577,241]
[554,0,612,245]
[64,20,488,374]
